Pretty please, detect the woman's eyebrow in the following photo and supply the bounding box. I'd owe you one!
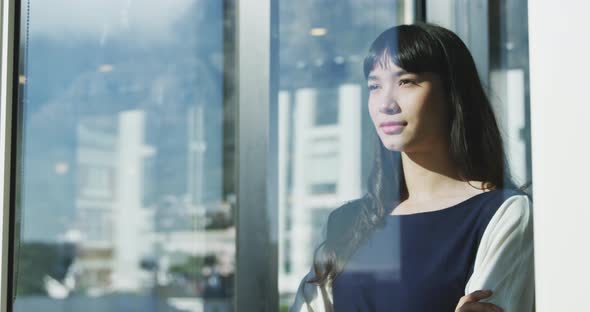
[368,70,410,82]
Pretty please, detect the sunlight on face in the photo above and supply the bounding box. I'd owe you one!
[367,59,450,153]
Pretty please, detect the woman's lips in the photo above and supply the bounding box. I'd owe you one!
[380,121,406,134]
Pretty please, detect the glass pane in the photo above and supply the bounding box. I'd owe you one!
[428,0,532,190]
[489,0,532,190]
[277,0,409,309]
[12,1,235,311]
[280,0,535,311]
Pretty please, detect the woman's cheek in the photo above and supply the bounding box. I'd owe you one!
[368,105,380,125]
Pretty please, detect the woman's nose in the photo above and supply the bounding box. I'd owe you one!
[379,97,400,114]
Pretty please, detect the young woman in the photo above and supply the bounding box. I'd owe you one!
[290,23,534,312]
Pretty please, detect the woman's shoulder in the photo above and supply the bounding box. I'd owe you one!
[495,187,530,200]
[481,187,531,207]
[495,187,532,216]
[477,188,532,230]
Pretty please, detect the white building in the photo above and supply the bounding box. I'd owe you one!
[278,84,364,295]
[73,110,154,292]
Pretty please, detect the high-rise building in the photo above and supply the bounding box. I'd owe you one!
[73,110,155,293]
[278,84,364,295]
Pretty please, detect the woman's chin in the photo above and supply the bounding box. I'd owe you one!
[381,140,406,152]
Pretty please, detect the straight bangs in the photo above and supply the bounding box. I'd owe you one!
[363,24,447,79]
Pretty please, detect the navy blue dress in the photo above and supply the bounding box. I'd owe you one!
[332,189,524,312]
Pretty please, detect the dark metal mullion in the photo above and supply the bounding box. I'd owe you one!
[454,0,490,87]
[414,0,427,22]
[235,0,278,311]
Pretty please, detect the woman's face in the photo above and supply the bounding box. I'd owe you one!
[367,59,450,152]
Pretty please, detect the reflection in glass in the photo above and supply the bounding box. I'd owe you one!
[12,1,235,311]
[488,0,532,189]
[281,2,534,312]
[277,0,407,309]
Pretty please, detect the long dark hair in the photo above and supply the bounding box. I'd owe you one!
[309,22,526,285]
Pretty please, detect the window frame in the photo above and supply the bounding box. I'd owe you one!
[234,0,279,310]
[1,0,19,311]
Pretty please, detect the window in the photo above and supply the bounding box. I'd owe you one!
[0,1,540,311]
[7,1,235,311]
[313,88,339,126]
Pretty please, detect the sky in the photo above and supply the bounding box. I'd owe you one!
[29,0,195,42]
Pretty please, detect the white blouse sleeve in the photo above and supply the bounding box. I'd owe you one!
[465,194,535,312]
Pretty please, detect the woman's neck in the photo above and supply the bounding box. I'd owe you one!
[400,148,472,203]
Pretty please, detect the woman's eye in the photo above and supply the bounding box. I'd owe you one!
[399,79,414,86]
[368,84,380,91]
